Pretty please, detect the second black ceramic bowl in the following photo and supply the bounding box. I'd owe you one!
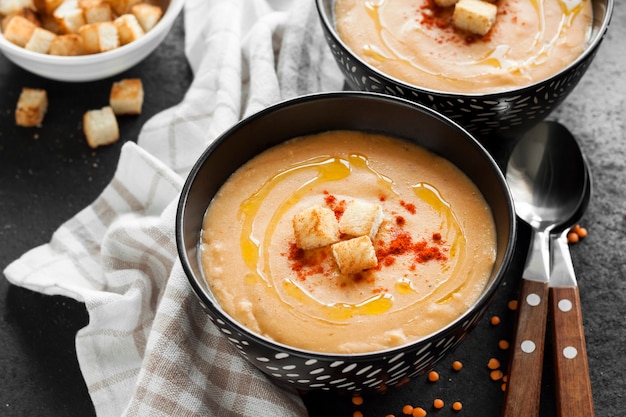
[316,0,613,142]
[176,92,516,393]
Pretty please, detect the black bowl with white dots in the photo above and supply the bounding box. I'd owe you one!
[315,0,613,143]
[176,92,516,393]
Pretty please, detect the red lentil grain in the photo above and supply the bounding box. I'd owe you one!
[567,232,580,243]
[403,404,414,415]
[508,300,518,310]
[490,315,501,326]
[577,226,588,238]
[351,396,363,406]
[428,370,440,382]
[499,340,510,350]
[490,370,504,381]
[433,399,445,409]
[452,361,463,371]
[452,401,463,411]
[412,407,427,417]
[353,411,363,417]
[487,358,501,370]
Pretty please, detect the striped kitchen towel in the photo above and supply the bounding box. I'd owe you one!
[3,0,344,415]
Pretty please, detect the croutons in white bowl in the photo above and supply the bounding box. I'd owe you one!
[0,0,184,82]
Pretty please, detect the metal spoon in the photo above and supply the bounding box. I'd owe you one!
[502,121,588,417]
[549,144,595,417]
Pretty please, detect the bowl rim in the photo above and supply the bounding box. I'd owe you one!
[176,90,517,360]
[314,0,615,98]
[0,0,184,64]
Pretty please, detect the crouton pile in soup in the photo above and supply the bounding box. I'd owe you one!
[200,131,497,354]
[334,0,593,94]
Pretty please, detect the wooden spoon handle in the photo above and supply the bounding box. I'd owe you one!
[549,286,595,417]
[502,279,549,417]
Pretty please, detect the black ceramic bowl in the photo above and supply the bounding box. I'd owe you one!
[176,92,516,393]
[315,0,613,142]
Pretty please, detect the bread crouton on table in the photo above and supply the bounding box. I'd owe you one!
[109,78,144,115]
[15,87,48,127]
[339,199,383,240]
[83,106,119,149]
[332,235,378,275]
[452,0,498,36]
[292,205,340,250]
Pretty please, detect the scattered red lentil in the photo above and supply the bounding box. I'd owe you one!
[501,382,507,392]
[452,361,463,371]
[490,370,504,381]
[403,404,415,415]
[351,395,363,406]
[433,399,445,409]
[412,407,427,417]
[567,232,580,244]
[576,226,588,238]
[490,315,501,326]
[498,340,510,350]
[487,358,501,370]
[353,411,363,417]
[507,300,518,310]
[428,370,440,382]
[452,401,463,411]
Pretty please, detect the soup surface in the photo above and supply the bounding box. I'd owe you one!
[334,0,593,93]
[200,131,496,353]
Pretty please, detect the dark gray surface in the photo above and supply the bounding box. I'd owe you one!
[2,4,625,417]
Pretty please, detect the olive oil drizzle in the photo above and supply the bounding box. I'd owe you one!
[238,152,468,321]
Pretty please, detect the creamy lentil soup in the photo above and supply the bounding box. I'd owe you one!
[200,131,496,353]
[334,0,593,93]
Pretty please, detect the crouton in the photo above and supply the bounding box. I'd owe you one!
[1,7,40,33]
[130,2,162,32]
[79,21,118,53]
[15,87,47,127]
[3,15,37,47]
[107,0,140,15]
[39,0,63,13]
[433,0,458,7]
[83,106,119,148]
[114,13,144,45]
[293,205,341,250]
[332,235,378,274]
[339,200,384,240]
[39,12,59,32]
[53,0,85,33]
[0,0,35,17]
[109,78,144,115]
[48,32,83,54]
[452,0,498,36]
[24,26,55,53]
[79,0,113,24]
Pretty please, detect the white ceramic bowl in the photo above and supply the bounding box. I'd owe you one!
[0,0,184,82]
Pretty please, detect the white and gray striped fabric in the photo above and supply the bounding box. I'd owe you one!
[4,0,344,415]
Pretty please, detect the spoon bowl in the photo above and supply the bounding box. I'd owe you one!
[503,121,589,417]
[506,121,588,233]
